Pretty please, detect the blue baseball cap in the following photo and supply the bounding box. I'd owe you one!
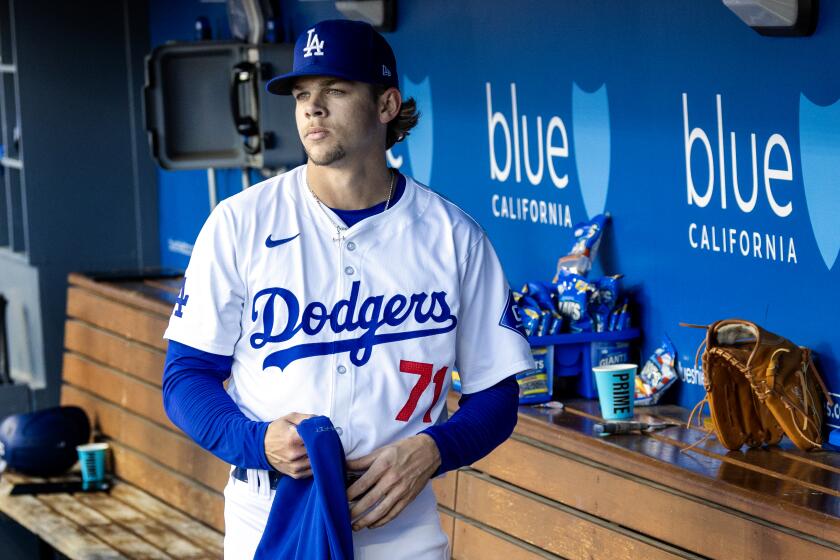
[266,19,399,95]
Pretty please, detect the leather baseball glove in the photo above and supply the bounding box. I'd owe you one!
[685,319,834,451]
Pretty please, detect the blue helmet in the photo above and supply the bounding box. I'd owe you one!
[0,406,91,476]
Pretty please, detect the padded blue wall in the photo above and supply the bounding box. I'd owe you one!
[150,1,840,422]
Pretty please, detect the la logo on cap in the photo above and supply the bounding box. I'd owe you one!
[303,28,325,57]
[382,65,391,77]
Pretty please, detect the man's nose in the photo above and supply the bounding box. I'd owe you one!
[305,96,327,118]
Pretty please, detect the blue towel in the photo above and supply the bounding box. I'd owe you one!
[254,416,355,560]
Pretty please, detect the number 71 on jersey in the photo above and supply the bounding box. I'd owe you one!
[395,360,448,423]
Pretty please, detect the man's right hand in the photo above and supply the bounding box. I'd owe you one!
[264,412,315,478]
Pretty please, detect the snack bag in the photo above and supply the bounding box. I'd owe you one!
[554,214,609,279]
[616,300,630,331]
[521,282,564,336]
[517,347,553,404]
[519,296,543,337]
[591,275,622,332]
[608,299,630,331]
[547,311,564,335]
[521,282,558,312]
[635,336,678,406]
[555,273,594,333]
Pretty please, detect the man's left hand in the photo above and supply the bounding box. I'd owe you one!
[346,434,441,531]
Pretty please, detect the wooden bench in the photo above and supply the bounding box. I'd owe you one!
[0,473,223,559]
[0,273,226,558]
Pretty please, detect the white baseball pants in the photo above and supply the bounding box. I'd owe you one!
[222,473,450,559]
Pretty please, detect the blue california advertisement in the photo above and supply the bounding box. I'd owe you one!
[154,0,840,426]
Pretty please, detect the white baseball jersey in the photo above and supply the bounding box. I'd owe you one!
[163,164,534,558]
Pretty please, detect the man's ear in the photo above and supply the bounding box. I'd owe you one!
[379,87,402,125]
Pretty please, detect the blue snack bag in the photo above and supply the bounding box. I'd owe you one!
[521,282,558,313]
[555,274,594,333]
[593,275,622,308]
[616,300,631,331]
[537,310,553,337]
[607,306,621,331]
[547,311,564,335]
[554,214,609,279]
[519,296,542,337]
[591,275,623,332]
[607,298,628,331]
[521,283,561,336]
[517,347,553,404]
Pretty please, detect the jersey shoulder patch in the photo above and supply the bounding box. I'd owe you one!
[499,289,528,340]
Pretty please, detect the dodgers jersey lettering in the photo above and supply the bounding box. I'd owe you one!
[163,165,534,461]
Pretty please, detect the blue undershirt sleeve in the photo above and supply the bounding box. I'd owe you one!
[162,340,273,470]
[420,375,520,475]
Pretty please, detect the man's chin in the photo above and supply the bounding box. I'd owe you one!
[304,144,347,167]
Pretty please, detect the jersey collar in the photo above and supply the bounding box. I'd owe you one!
[298,165,418,239]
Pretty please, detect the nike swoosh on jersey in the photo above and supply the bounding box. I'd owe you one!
[265,233,300,248]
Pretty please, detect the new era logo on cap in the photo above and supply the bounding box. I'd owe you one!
[303,28,325,57]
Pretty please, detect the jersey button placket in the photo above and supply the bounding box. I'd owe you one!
[333,236,359,447]
[332,358,351,445]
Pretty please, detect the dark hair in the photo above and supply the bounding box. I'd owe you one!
[370,84,420,149]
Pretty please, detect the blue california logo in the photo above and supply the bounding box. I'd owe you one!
[799,93,840,270]
[250,281,457,370]
[572,83,611,220]
[486,81,611,227]
[387,76,433,185]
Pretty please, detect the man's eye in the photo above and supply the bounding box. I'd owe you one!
[295,92,309,101]
[327,89,344,95]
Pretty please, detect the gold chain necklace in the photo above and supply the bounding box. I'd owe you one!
[309,169,396,242]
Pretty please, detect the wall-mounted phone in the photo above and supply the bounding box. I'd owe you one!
[143,42,304,171]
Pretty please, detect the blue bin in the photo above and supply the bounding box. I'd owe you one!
[529,329,640,399]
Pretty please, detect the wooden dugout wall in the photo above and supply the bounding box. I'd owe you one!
[59,274,840,559]
[60,274,228,532]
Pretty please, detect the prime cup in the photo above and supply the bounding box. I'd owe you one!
[77,442,109,484]
[592,363,637,420]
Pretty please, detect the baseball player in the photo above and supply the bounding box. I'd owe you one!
[162,19,535,559]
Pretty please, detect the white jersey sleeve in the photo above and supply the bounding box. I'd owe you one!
[455,233,535,394]
[163,202,246,356]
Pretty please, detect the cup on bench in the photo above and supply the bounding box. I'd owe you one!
[592,364,637,420]
[76,442,109,488]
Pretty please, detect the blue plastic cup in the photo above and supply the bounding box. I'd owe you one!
[77,443,108,483]
[592,364,637,420]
